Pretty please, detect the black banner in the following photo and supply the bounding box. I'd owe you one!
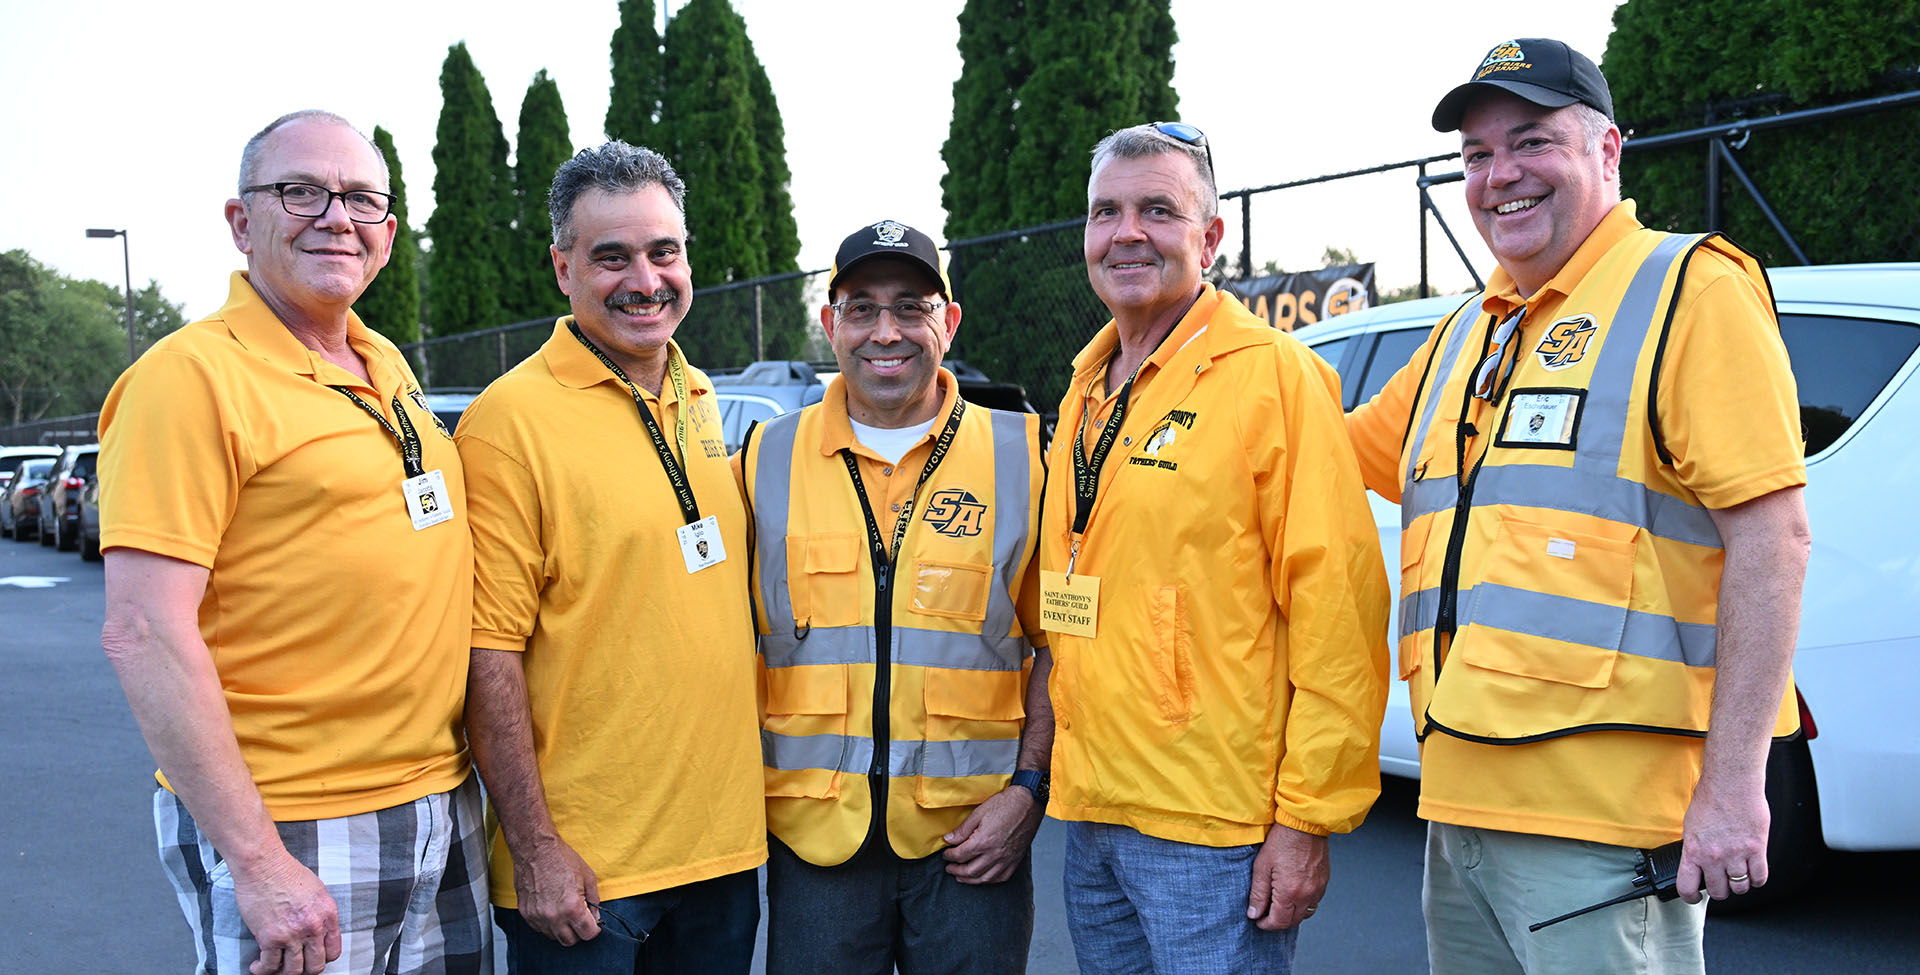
[1222,263,1376,332]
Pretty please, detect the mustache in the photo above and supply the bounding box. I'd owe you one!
[605,288,680,309]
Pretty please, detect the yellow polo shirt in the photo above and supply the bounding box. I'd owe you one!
[457,318,765,906]
[97,271,472,821]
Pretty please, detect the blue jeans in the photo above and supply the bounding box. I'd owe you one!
[495,868,758,975]
[1062,821,1296,975]
[766,833,1034,974]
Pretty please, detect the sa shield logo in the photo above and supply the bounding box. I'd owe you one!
[1534,315,1597,371]
[923,488,987,538]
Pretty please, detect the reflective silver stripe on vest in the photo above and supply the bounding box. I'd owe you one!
[750,407,1033,672]
[762,729,1020,778]
[1400,584,1717,667]
[1399,234,1723,665]
[1401,301,1482,528]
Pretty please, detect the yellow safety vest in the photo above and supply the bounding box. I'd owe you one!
[1396,231,1798,744]
[743,398,1043,866]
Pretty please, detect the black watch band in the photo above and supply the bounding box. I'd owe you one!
[1010,768,1050,804]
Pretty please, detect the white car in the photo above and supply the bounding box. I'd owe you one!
[1298,263,1920,891]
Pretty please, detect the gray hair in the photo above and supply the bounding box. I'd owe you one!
[549,141,688,250]
[1088,124,1219,221]
[1570,103,1616,155]
[237,110,389,194]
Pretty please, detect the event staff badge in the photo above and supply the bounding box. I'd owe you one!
[1496,388,1585,450]
[1040,568,1099,639]
[677,515,726,574]
[404,470,454,531]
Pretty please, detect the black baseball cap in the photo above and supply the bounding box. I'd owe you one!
[1431,38,1613,132]
[829,220,951,300]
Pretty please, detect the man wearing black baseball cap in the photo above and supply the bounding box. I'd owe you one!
[1346,38,1809,974]
[739,220,1052,974]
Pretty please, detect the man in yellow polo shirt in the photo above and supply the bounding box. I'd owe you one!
[1346,39,1809,973]
[740,220,1050,973]
[98,110,488,975]
[457,141,764,973]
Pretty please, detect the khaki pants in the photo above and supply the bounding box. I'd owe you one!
[1425,822,1707,975]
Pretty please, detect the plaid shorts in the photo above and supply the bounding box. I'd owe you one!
[155,775,492,975]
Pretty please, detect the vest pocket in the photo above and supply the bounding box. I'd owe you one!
[1396,514,1435,680]
[1150,585,1194,721]
[763,664,850,799]
[910,558,992,621]
[1461,517,1636,688]
[917,669,1025,808]
[787,532,864,628]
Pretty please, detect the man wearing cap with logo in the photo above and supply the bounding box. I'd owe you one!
[1041,122,1390,972]
[97,109,489,975]
[1346,39,1808,972]
[739,219,1050,974]
[456,141,765,971]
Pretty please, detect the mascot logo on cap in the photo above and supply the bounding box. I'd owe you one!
[1476,41,1528,79]
[872,220,909,245]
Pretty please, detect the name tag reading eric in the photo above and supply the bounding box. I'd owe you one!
[1502,391,1580,446]
[1040,570,1100,639]
[678,515,727,573]
[404,469,454,531]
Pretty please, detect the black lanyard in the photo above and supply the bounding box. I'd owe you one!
[331,387,425,479]
[1062,355,1155,577]
[567,321,702,525]
[839,397,967,588]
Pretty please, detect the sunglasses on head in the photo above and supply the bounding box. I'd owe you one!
[1151,121,1214,182]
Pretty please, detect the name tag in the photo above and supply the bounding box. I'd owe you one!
[1039,570,1100,639]
[403,469,454,531]
[1497,389,1583,448]
[677,515,727,574]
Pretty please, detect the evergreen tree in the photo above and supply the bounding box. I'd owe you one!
[1604,0,1920,265]
[427,42,514,336]
[659,0,767,365]
[1131,0,1180,124]
[941,0,1031,240]
[606,0,663,146]
[512,70,574,322]
[354,126,422,344]
[741,30,807,359]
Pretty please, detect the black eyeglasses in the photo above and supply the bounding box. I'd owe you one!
[1152,121,1214,183]
[242,181,395,224]
[589,904,648,945]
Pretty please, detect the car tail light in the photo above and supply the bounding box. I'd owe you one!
[19,487,38,498]
[64,477,84,490]
[1795,687,1818,740]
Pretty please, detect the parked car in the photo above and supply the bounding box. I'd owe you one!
[1,457,57,540]
[708,359,1047,454]
[78,466,103,562]
[1296,262,1920,899]
[38,444,99,551]
[0,445,61,494]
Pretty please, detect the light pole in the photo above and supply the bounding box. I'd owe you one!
[86,227,136,365]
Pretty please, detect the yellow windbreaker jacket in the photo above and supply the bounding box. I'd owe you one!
[1040,285,1391,846]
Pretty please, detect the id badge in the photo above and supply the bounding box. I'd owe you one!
[677,514,727,574]
[403,469,454,531]
[1497,389,1585,449]
[1039,570,1100,639]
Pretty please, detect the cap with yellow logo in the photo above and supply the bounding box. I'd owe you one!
[1431,37,1613,132]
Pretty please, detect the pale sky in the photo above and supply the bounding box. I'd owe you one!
[0,0,1622,323]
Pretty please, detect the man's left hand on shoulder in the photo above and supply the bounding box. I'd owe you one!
[940,785,1044,885]
[1247,823,1330,931]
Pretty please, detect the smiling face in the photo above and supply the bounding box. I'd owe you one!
[226,117,394,325]
[820,257,961,428]
[1084,152,1224,332]
[550,184,692,379]
[1460,91,1621,296]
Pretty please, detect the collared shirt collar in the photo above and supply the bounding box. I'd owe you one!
[1480,200,1643,317]
[541,315,708,405]
[1070,283,1220,397]
[817,367,960,458]
[219,271,401,393]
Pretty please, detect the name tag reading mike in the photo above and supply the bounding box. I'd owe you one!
[1040,570,1100,639]
[678,514,726,573]
[404,469,455,531]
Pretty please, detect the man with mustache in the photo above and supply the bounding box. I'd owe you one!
[456,141,765,973]
[738,220,1050,974]
[98,110,489,975]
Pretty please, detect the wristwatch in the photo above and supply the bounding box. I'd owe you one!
[1010,768,1050,804]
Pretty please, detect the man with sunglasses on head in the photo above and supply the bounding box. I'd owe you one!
[738,220,1050,974]
[1038,122,1389,973]
[454,141,766,973]
[98,110,489,975]
[1345,40,1808,973]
